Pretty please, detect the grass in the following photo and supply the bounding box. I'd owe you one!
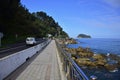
[1,36,26,48]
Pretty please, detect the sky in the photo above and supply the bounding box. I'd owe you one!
[21,0,120,38]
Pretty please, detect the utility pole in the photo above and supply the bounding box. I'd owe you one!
[0,32,3,47]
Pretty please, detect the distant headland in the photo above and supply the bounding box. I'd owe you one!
[77,34,91,38]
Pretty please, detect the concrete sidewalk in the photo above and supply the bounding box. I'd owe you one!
[8,40,63,80]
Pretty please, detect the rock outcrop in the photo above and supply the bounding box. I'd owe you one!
[63,44,120,71]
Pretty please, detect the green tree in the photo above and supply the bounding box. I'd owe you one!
[0,1,69,45]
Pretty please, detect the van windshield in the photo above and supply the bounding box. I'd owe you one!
[26,38,34,41]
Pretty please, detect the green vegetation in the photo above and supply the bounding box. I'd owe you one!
[77,34,91,38]
[0,0,68,45]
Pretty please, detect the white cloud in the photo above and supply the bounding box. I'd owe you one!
[103,0,120,8]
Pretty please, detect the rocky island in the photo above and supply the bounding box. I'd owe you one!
[77,34,91,38]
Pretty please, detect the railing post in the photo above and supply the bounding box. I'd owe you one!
[55,39,89,80]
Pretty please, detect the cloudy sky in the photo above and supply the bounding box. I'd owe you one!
[21,0,120,38]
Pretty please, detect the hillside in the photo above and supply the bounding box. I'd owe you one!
[0,0,68,45]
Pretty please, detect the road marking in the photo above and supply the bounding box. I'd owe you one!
[0,45,26,53]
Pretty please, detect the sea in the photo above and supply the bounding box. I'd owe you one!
[67,38,120,80]
[68,38,120,55]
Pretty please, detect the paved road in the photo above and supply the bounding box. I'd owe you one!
[0,39,46,58]
[4,40,65,80]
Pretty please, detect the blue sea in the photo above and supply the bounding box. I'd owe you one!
[68,38,120,55]
[67,38,120,80]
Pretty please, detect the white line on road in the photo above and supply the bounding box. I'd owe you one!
[0,45,26,53]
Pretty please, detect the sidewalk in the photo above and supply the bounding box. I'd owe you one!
[6,40,63,80]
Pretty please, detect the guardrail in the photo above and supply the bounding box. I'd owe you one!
[0,39,50,80]
[55,40,89,80]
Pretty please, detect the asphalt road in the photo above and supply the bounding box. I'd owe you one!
[0,38,47,58]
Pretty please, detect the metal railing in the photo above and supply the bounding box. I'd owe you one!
[55,40,89,80]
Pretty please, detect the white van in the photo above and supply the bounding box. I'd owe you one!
[26,37,36,45]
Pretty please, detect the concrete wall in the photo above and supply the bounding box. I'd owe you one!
[0,40,50,80]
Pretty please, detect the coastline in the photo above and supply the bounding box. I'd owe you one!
[59,38,120,80]
[75,38,120,55]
